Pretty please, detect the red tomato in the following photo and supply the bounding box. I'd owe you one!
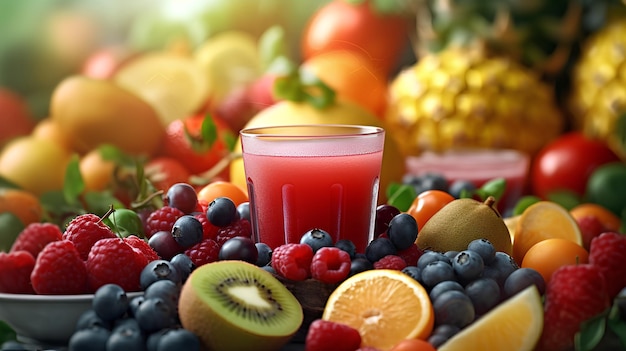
[531,132,620,199]
[301,0,411,76]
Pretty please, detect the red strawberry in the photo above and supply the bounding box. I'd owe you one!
[537,264,611,351]
[124,235,159,262]
[184,238,220,267]
[310,247,351,284]
[272,243,314,281]
[31,240,89,294]
[10,222,63,258]
[86,238,148,292]
[62,214,117,260]
[0,251,36,294]
[216,219,252,246]
[144,206,185,238]
[589,231,626,299]
[305,319,362,351]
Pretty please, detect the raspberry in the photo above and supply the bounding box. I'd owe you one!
[144,206,185,238]
[310,247,351,284]
[305,319,361,351]
[86,238,148,292]
[195,213,218,241]
[31,240,89,294]
[589,231,626,299]
[0,251,36,294]
[184,238,220,267]
[271,243,314,281]
[10,222,63,258]
[62,214,117,260]
[397,243,423,267]
[124,235,159,262]
[216,219,252,246]
[373,255,407,270]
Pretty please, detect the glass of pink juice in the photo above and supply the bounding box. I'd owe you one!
[240,125,385,253]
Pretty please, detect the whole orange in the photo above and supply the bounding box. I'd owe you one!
[0,188,43,226]
[197,181,248,207]
[521,238,589,284]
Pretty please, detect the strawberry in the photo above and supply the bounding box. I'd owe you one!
[589,231,626,299]
[144,156,191,193]
[0,251,36,294]
[272,243,314,281]
[216,219,252,246]
[10,222,63,258]
[537,264,611,351]
[124,235,159,262]
[62,213,117,260]
[305,319,362,351]
[86,238,148,292]
[184,238,220,267]
[144,206,185,238]
[31,240,89,294]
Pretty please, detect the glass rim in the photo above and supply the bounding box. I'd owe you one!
[240,124,384,139]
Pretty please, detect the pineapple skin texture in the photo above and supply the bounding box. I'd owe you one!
[569,20,626,158]
[385,48,565,157]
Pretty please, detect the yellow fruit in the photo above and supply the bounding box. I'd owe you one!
[437,286,543,351]
[50,75,165,156]
[0,136,72,196]
[416,197,512,254]
[229,100,406,202]
[512,201,582,264]
[79,149,115,192]
[31,118,71,151]
[322,269,434,351]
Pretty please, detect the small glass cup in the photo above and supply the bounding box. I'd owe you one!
[240,124,385,253]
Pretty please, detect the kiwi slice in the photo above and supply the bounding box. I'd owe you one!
[179,260,303,351]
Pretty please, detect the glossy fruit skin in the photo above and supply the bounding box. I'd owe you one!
[531,132,620,199]
[585,162,626,217]
[407,190,455,234]
[301,0,410,76]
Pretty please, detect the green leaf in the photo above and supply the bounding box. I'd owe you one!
[83,191,124,218]
[607,318,626,347]
[0,321,16,345]
[201,113,218,149]
[0,212,25,252]
[63,154,84,206]
[474,178,506,202]
[513,195,542,216]
[386,183,416,212]
[98,144,137,168]
[223,131,237,152]
[546,190,582,211]
[576,311,608,351]
[258,25,288,71]
[614,112,626,157]
[0,176,21,190]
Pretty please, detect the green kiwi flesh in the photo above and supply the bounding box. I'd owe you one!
[179,260,303,351]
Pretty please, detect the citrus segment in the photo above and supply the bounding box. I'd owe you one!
[512,201,582,264]
[322,269,434,351]
[438,286,543,351]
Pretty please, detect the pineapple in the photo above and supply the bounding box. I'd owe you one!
[385,0,579,156]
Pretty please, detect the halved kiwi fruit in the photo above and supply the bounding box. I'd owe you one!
[178,260,303,351]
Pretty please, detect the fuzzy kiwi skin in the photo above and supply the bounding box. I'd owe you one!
[416,197,512,254]
[178,260,303,351]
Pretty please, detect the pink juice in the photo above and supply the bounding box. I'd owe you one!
[240,125,385,253]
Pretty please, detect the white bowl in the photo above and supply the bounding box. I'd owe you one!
[0,291,142,347]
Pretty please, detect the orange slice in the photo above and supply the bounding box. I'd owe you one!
[512,201,582,264]
[437,286,543,351]
[322,269,434,351]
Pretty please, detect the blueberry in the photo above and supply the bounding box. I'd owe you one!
[488,251,519,285]
[350,257,374,277]
[107,321,145,351]
[428,324,461,348]
[401,266,422,283]
[300,228,334,252]
[207,197,238,227]
[170,253,195,283]
[68,327,110,351]
[147,329,169,351]
[92,284,129,322]
[236,202,251,222]
[374,204,401,236]
[140,260,182,290]
[148,230,184,261]
[165,183,198,214]
[335,239,357,259]
[255,242,273,267]
[503,267,546,298]
[443,250,459,261]
[112,317,141,333]
[387,213,418,251]
[429,280,464,302]
[144,279,180,312]
[417,250,450,269]
[448,179,477,199]
[419,172,449,192]
[465,278,501,315]
[0,341,29,351]
[452,250,484,283]
[421,261,455,289]
[135,298,178,333]
[219,236,258,264]
[75,309,112,331]
[467,239,496,265]
[157,328,201,351]
[432,290,475,328]
[262,265,277,274]
[171,215,203,248]
[365,237,397,263]
[128,296,145,318]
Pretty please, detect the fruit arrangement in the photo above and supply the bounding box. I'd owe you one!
[2,0,626,350]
